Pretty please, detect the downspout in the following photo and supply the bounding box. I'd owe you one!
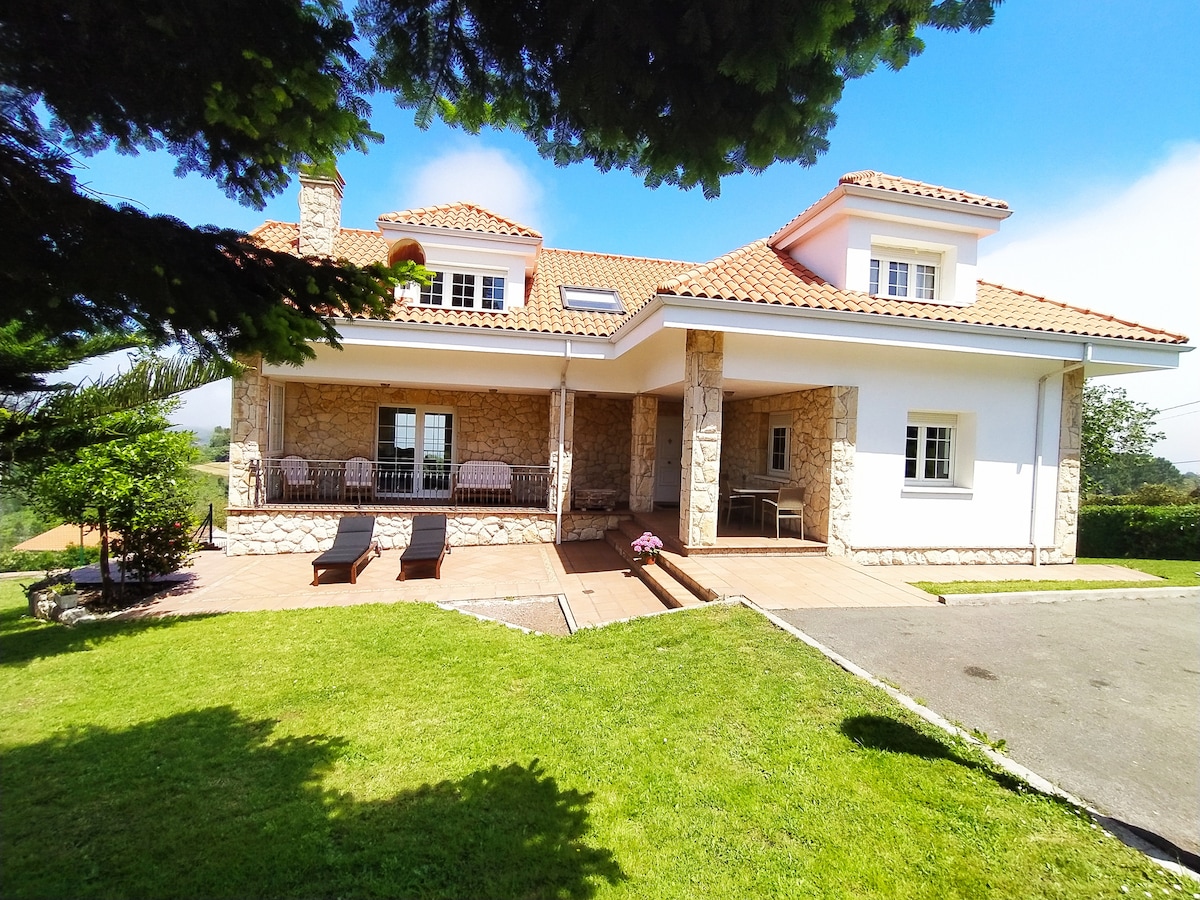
[555,341,572,545]
[1029,343,1091,565]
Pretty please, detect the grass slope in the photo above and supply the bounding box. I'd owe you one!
[0,583,1178,899]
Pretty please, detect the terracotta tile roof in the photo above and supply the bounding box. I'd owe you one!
[376,202,542,238]
[249,221,1187,344]
[248,222,387,266]
[389,248,694,337]
[659,239,1187,344]
[839,170,1009,210]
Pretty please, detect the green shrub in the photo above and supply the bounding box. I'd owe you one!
[1078,505,1200,559]
[1083,484,1198,507]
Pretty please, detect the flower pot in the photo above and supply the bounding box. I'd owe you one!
[640,555,656,566]
[55,592,80,610]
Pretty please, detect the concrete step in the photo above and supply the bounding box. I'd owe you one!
[609,523,713,608]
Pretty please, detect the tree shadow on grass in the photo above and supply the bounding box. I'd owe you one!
[840,713,1031,795]
[0,606,199,667]
[1,707,624,899]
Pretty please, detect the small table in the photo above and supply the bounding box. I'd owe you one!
[730,487,779,527]
[574,488,618,511]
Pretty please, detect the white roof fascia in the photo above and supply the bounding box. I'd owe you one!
[328,318,612,360]
[771,183,1011,251]
[375,220,542,251]
[648,295,1188,372]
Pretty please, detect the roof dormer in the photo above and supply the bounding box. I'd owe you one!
[769,171,1012,307]
[377,203,543,311]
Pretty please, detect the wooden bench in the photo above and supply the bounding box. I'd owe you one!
[453,460,513,505]
[311,516,379,585]
[399,514,448,581]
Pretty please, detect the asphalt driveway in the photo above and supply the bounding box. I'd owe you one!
[774,596,1200,858]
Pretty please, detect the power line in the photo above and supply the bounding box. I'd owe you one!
[1157,399,1200,412]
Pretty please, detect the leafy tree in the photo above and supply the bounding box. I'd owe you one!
[0,323,234,475]
[1081,384,1164,496]
[30,403,198,599]
[207,427,232,463]
[360,0,1000,197]
[1085,453,1185,497]
[2,0,997,367]
[2,0,425,367]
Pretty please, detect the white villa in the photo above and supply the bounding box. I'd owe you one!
[226,170,1189,564]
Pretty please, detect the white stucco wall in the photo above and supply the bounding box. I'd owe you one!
[724,334,1064,553]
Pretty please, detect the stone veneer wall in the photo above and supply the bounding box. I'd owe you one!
[827,387,858,556]
[718,386,855,546]
[281,384,549,466]
[297,174,343,257]
[229,362,269,507]
[1049,368,1084,563]
[549,390,575,512]
[572,396,632,504]
[225,509,623,555]
[679,331,724,547]
[628,395,658,512]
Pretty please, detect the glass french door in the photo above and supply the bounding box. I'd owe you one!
[377,407,454,498]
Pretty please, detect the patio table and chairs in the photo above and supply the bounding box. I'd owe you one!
[729,484,782,528]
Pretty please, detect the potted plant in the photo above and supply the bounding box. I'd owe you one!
[49,580,80,610]
[631,531,664,565]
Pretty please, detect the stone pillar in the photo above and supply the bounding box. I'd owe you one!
[826,386,858,557]
[679,331,724,547]
[549,389,575,513]
[298,169,344,257]
[1049,368,1084,563]
[229,358,269,508]
[629,394,658,512]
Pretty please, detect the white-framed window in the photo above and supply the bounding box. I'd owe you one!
[869,248,940,300]
[767,413,791,478]
[417,268,505,311]
[904,413,957,483]
[419,271,444,305]
[267,383,285,454]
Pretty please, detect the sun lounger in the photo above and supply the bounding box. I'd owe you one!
[311,516,379,585]
[399,514,448,580]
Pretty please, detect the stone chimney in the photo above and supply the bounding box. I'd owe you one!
[297,168,345,257]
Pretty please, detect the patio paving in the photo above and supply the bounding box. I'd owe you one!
[111,541,1166,629]
[118,541,669,629]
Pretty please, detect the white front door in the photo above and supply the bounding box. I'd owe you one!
[654,414,683,506]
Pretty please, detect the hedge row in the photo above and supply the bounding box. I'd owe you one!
[1077,505,1200,560]
[0,547,101,574]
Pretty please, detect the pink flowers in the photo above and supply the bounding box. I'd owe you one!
[631,531,663,559]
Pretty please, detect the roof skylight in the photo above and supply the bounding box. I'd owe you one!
[560,285,624,312]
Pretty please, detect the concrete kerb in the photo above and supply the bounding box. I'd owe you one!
[741,597,1200,882]
[939,586,1200,606]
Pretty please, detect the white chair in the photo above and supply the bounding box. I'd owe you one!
[280,455,317,503]
[343,456,375,503]
[763,486,805,539]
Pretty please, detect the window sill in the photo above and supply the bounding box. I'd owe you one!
[762,473,790,484]
[901,484,973,498]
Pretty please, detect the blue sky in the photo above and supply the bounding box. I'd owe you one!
[77,2,1200,469]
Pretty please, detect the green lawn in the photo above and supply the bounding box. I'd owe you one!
[914,558,1200,596]
[0,583,1178,899]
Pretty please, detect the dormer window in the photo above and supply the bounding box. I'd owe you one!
[868,247,940,301]
[417,269,505,311]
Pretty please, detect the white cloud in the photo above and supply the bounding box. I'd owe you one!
[979,144,1200,470]
[397,146,545,231]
